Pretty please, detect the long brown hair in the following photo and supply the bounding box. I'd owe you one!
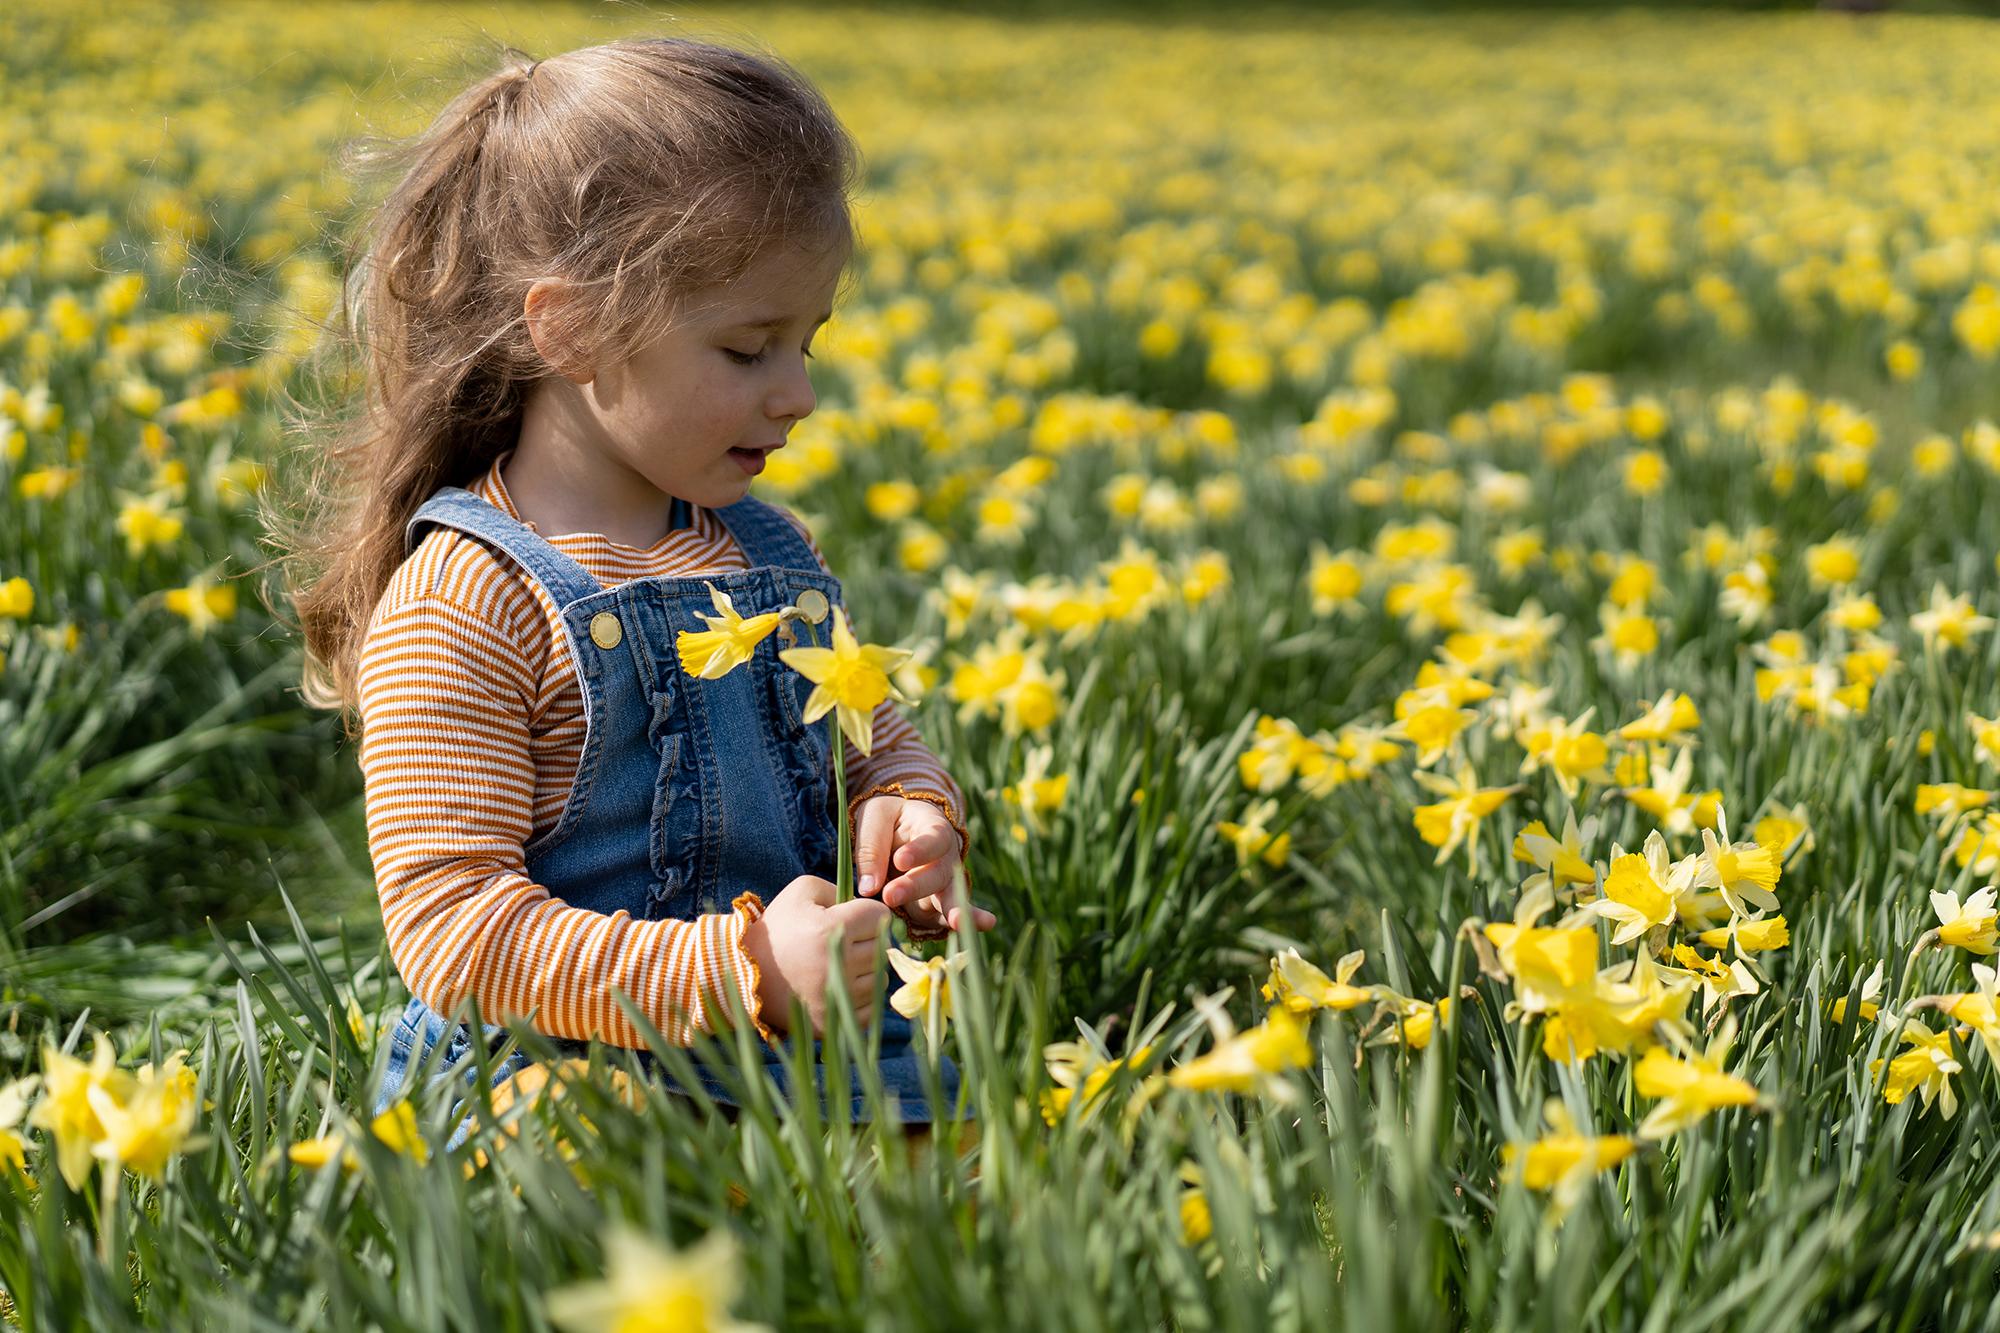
[265,35,859,730]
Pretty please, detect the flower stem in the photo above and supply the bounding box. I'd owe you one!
[833,717,850,904]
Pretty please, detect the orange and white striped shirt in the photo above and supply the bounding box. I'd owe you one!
[356,451,965,1050]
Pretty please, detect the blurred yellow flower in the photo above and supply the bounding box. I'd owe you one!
[164,574,237,638]
[114,491,186,557]
[544,1223,769,1333]
[1634,1027,1760,1139]
[28,1034,136,1189]
[1217,797,1291,869]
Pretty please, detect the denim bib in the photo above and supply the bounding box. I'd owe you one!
[372,484,961,1143]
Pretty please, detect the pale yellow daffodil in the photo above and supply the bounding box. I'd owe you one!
[887,945,971,1047]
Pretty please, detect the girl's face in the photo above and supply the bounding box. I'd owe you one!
[578,243,843,514]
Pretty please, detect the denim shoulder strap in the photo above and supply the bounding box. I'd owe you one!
[711,494,823,574]
[404,486,603,608]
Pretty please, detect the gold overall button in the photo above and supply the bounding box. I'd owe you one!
[589,611,623,650]
[793,588,829,624]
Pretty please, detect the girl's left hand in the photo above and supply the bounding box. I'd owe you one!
[852,795,996,935]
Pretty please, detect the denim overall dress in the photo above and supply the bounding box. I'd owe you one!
[372,484,962,1146]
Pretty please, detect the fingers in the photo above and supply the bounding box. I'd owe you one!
[782,874,838,908]
[829,896,892,943]
[852,797,900,899]
[891,816,959,873]
[883,857,956,910]
[946,903,999,933]
[910,892,997,935]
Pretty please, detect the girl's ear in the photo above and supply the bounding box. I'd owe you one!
[523,278,596,385]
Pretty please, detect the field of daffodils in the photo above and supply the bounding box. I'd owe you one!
[5,2,2000,1328]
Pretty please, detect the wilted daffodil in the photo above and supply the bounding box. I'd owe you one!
[778,606,913,756]
[677,582,783,679]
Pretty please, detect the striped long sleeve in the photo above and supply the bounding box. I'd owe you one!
[355,453,966,1050]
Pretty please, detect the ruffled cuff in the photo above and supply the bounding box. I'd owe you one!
[724,891,784,1046]
[846,782,971,943]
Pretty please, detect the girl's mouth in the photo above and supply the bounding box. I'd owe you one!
[729,446,774,476]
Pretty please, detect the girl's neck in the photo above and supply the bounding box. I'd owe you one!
[502,390,687,548]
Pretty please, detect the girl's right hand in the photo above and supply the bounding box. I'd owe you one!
[739,875,892,1038]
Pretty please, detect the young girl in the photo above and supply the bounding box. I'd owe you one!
[275,36,994,1148]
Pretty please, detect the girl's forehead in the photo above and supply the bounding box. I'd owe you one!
[707,244,845,319]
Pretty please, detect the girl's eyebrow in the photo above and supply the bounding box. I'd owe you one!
[727,310,834,333]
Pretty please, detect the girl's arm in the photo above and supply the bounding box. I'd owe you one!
[358,582,779,1049]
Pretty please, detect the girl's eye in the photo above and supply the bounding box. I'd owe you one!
[723,341,814,366]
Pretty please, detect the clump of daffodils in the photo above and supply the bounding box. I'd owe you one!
[5,1033,207,1190]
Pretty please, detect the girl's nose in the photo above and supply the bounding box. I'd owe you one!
[768,357,817,422]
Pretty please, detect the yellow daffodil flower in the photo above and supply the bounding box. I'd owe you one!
[28,1034,136,1189]
[88,1049,201,1179]
[543,1222,770,1333]
[1617,690,1700,745]
[677,583,783,680]
[1871,1019,1963,1120]
[1412,764,1518,871]
[1633,1026,1761,1139]
[0,1075,41,1175]
[1261,948,1375,1013]
[777,606,912,756]
[886,944,970,1046]
[1931,886,2000,955]
[1217,797,1291,869]
[1501,1098,1637,1217]
[1910,583,1994,655]
[164,573,237,638]
[1512,814,1599,898]
[1168,1001,1314,1103]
